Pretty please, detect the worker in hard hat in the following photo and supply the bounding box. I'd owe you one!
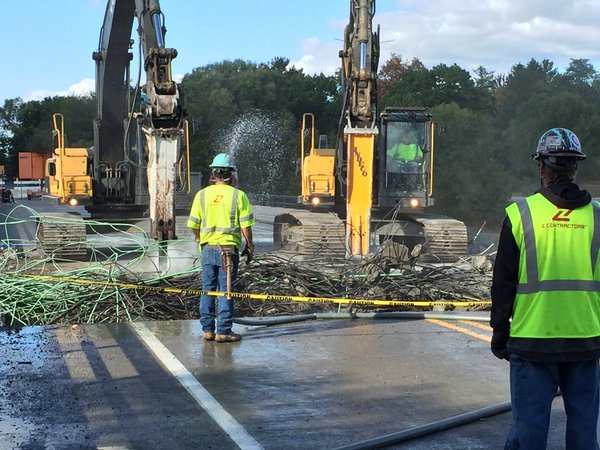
[187,153,255,343]
[491,128,600,449]
[386,125,423,168]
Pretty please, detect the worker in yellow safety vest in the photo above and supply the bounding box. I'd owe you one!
[491,127,600,449]
[187,153,255,343]
[387,126,423,164]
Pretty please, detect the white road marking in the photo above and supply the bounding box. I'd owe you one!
[130,322,263,450]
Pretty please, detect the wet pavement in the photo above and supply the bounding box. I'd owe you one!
[0,202,594,449]
[0,315,588,450]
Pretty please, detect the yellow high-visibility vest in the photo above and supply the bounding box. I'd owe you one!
[506,193,600,338]
[187,184,255,249]
[387,143,423,162]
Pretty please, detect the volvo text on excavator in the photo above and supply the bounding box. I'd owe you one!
[274,0,468,261]
[39,0,190,258]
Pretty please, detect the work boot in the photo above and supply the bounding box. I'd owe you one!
[203,332,215,341]
[215,332,242,343]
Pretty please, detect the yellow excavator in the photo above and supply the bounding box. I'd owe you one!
[274,0,467,261]
[35,113,92,258]
[44,113,94,208]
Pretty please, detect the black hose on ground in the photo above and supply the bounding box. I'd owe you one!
[234,310,501,450]
[332,401,512,450]
[234,314,317,326]
[333,390,562,450]
[233,311,490,326]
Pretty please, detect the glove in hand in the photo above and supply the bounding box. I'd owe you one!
[491,347,509,361]
[241,245,254,264]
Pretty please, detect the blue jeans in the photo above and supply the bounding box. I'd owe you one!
[200,246,239,335]
[506,354,600,450]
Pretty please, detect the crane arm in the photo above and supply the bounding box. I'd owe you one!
[135,0,181,125]
[92,0,136,168]
[340,0,379,125]
[337,0,380,256]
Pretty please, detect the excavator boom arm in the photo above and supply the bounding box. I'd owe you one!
[340,0,379,125]
[91,0,185,240]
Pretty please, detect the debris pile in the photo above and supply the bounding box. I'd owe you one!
[0,250,493,327]
[235,253,493,316]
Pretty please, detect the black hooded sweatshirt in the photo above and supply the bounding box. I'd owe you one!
[491,182,600,362]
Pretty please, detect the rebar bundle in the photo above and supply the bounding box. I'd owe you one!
[0,204,493,327]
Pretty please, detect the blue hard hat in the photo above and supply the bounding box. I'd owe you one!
[209,153,236,170]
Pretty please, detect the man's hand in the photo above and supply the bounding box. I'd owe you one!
[491,329,510,361]
[491,347,509,361]
[241,244,254,264]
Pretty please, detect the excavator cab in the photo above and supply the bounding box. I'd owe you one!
[377,107,433,210]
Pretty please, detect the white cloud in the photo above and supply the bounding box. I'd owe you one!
[66,78,95,97]
[292,0,600,78]
[23,89,56,102]
[23,78,94,102]
[373,0,600,74]
[288,37,341,75]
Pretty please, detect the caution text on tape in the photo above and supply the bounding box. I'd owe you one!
[22,274,491,308]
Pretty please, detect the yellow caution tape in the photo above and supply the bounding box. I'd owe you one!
[22,274,491,308]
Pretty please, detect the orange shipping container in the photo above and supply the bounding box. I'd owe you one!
[18,152,50,180]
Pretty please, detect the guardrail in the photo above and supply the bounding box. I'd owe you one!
[10,180,45,199]
[247,194,302,208]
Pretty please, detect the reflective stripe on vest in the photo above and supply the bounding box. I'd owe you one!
[506,194,600,338]
[510,196,600,294]
[199,187,240,234]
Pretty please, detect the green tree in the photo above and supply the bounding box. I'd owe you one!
[378,53,424,98]
[380,62,493,112]
[495,58,558,124]
[0,98,23,174]
[181,58,339,183]
[492,57,600,195]
[1,95,95,178]
[380,68,435,109]
[431,103,513,225]
[431,63,486,111]
[564,58,597,86]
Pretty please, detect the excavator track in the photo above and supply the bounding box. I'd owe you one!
[274,211,346,256]
[416,217,469,262]
[274,211,468,262]
[37,212,87,259]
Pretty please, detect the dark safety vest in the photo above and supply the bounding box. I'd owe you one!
[506,193,600,339]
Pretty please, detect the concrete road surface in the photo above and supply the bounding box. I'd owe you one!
[0,315,589,450]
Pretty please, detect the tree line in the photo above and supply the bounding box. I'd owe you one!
[1,55,599,227]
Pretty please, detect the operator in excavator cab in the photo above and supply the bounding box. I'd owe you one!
[187,153,255,343]
[386,124,423,173]
[386,124,425,192]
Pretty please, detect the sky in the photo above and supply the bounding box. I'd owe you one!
[3,0,600,106]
